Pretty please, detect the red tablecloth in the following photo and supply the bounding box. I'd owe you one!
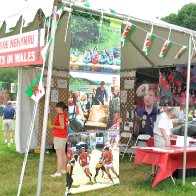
[134,147,196,187]
[147,137,176,147]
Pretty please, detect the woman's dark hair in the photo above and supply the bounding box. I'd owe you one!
[69,91,77,104]
[55,101,67,110]
[65,142,71,155]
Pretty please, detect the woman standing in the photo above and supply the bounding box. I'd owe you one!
[50,101,68,177]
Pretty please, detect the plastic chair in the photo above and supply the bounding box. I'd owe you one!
[118,132,132,160]
[129,134,151,162]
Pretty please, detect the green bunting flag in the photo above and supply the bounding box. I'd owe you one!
[175,46,188,59]
[41,37,53,63]
[110,9,116,14]
[0,82,3,90]
[25,74,45,103]
[142,33,156,55]
[159,40,173,58]
[11,83,17,94]
[122,24,137,46]
[81,0,90,7]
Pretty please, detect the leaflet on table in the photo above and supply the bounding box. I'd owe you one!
[152,148,175,153]
[187,147,196,151]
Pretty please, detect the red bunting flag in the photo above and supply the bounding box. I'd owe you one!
[142,33,156,55]
[121,23,137,46]
[159,40,173,58]
[175,46,188,59]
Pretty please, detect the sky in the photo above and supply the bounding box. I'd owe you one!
[0,0,195,22]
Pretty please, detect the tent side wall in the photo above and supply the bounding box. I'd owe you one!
[15,67,40,152]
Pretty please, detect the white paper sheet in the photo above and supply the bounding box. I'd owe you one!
[51,89,59,103]
[124,80,134,89]
[57,79,67,89]
[120,90,127,103]
[176,136,190,147]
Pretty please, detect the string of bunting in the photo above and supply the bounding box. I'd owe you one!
[25,2,69,103]
[121,21,196,60]
[191,35,196,59]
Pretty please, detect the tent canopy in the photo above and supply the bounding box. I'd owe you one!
[0,3,196,70]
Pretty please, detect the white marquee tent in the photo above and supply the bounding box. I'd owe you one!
[0,1,196,190]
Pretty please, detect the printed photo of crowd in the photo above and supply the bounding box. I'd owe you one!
[68,76,120,133]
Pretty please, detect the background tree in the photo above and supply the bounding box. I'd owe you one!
[0,68,18,102]
[71,11,99,50]
[161,3,196,31]
[0,68,18,84]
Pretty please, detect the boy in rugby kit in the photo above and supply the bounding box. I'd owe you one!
[79,147,92,181]
[102,146,119,183]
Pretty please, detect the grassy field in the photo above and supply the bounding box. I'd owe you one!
[0,119,196,196]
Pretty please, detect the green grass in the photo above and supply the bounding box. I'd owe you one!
[0,119,196,195]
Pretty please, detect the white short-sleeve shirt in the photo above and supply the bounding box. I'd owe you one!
[153,112,173,136]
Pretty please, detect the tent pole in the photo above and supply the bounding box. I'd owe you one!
[36,5,57,196]
[15,68,22,152]
[182,34,192,185]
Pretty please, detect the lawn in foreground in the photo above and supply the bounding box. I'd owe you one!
[0,122,196,195]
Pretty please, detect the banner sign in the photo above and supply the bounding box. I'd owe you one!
[69,11,121,133]
[0,29,45,67]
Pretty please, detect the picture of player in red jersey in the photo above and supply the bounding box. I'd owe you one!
[102,146,119,183]
[79,147,92,181]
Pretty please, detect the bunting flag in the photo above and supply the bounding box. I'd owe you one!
[0,82,3,90]
[56,3,65,21]
[142,33,155,55]
[44,16,52,28]
[25,74,45,103]
[136,84,149,97]
[11,83,17,94]
[192,52,196,59]
[121,24,137,46]
[109,9,116,14]
[83,0,90,7]
[41,37,53,63]
[44,3,65,28]
[159,40,173,58]
[175,46,188,59]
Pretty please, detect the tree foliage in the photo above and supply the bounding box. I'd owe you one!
[71,11,120,50]
[162,3,196,30]
[0,68,18,83]
[71,11,100,49]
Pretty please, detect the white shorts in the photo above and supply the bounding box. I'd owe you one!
[105,163,113,168]
[3,119,14,131]
[82,165,89,170]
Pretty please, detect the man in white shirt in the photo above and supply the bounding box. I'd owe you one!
[149,107,180,179]
[153,107,180,147]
